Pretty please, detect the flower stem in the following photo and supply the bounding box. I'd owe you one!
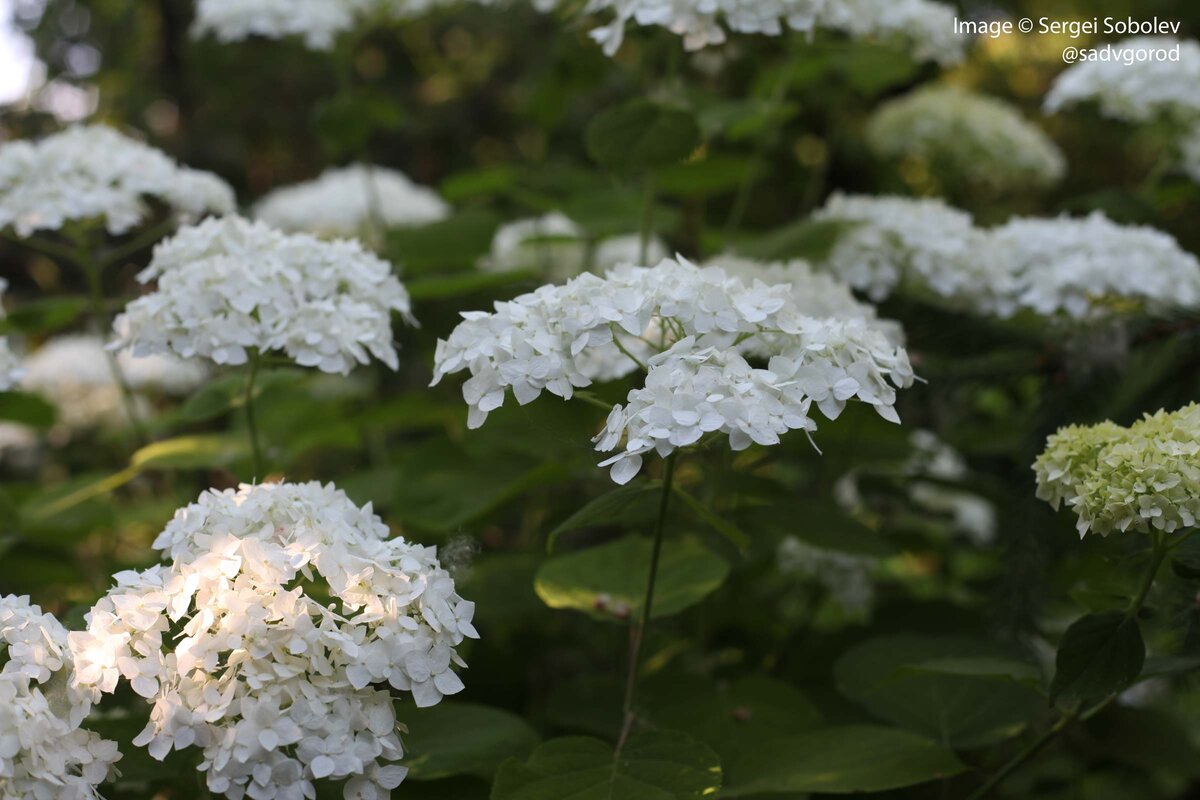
[617,452,677,751]
[966,533,1169,800]
[244,351,265,480]
[77,236,148,444]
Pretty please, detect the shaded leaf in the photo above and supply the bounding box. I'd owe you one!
[586,100,701,173]
[405,703,539,782]
[1050,612,1145,705]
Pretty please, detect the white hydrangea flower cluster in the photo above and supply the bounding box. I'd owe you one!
[1034,404,1200,537]
[482,212,668,280]
[193,0,489,49]
[713,255,904,343]
[113,216,415,375]
[813,194,1012,311]
[987,212,1200,318]
[1044,36,1200,124]
[549,0,965,63]
[0,595,121,800]
[867,86,1066,193]
[434,258,914,483]
[254,164,450,239]
[904,430,996,545]
[69,481,478,800]
[0,125,235,238]
[0,279,21,391]
[777,536,877,615]
[21,335,207,434]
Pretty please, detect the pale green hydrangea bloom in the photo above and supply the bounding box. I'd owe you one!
[1034,404,1200,537]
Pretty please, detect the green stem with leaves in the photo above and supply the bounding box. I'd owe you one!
[617,453,678,752]
[965,531,1171,800]
[76,234,148,444]
[244,351,265,480]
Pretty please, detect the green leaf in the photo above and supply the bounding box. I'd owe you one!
[654,156,756,198]
[313,88,404,159]
[0,391,56,429]
[440,166,519,203]
[535,536,730,622]
[835,635,1044,747]
[408,270,537,302]
[546,484,660,552]
[405,703,540,782]
[0,296,88,335]
[1050,611,1145,705]
[735,219,853,263]
[722,725,964,796]
[130,434,248,471]
[177,373,246,422]
[671,487,750,550]
[1171,535,1200,579]
[491,732,721,800]
[585,100,701,173]
[387,210,502,274]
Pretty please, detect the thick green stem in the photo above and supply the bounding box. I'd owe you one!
[244,351,265,480]
[617,453,678,751]
[1128,530,1168,616]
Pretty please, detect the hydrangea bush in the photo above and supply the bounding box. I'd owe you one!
[5,3,1200,800]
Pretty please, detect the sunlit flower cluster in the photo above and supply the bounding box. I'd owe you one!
[556,0,965,63]
[0,279,20,391]
[813,194,1010,311]
[1034,403,1200,537]
[0,125,235,238]
[114,216,415,374]
[1044,36,1200,123]
[777,536,877,615]
[193,0,488,49]
[988,212,1200,318]
[867,86,1065,193]
[254,164,450,239]
[0,595,121,800]
[21,335,207,434]
[69,481,478,800]
[434,257,914,483]
[482,212,668,280]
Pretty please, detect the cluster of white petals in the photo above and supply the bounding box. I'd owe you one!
[1044,36,1200,123]
[0,279,20,391]
[713,255,903,343]
[547,0,965,63]
[434,258,913,483]
[1034,404,1200,537]
[21,335,206,433]
[0,125,235,238]
[482,212,667,280]
[193,0,487,49]
[1,595,121,800]
[813,194,1012,311]
[777,536,876,615]
[113,217,414,375]
[987,212,1200,318]
[867,86,1066,193]
[69,481,478,800]
[254,165,450,239]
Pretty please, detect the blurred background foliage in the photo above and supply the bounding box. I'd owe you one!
[5,0,1200,798]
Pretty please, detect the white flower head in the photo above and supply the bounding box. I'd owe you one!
[192,0,486,49]
[0,125,235,238]
[69,481,478,800]
[1045,36,1200,124]
[777,536,877,615]
[254,164,450,239]
[0,595,121,800]
[482,212,670,280]
[113,216,416,374]
[987,211,1200,318]
[548,0,965,63]
[0,279,21,391]
[1034,404,1200,537]
[813,193,1014,313]
[21,335,207,434]
[434,257,914,483]
[867,86,1065,193]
